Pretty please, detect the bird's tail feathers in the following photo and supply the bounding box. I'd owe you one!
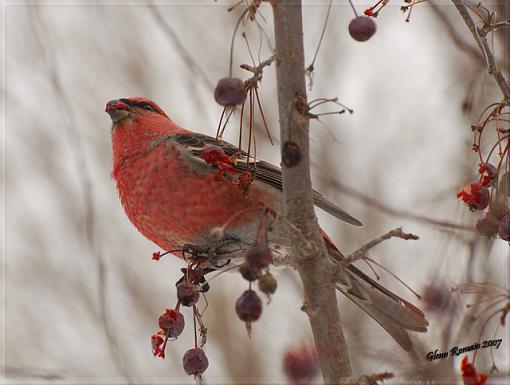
[329,246,428,352]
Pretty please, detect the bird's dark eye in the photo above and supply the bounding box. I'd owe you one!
[141,103,155,111]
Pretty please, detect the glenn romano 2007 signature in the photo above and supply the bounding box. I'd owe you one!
[426,339,503,361]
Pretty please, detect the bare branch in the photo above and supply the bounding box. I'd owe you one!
[346,227,419,264]
[240,55,275,86]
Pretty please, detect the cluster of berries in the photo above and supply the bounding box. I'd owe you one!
[236,242,278,335]
[151,277,208,378]
[457,162,510,240]
[457,101,509,239]
[457,163,510,241]
[150,225,278,377]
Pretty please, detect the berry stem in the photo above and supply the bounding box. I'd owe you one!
[308,0,333,73]
[254,87,274,144]
[216,107,227,140]
[347,0,359,17]
[247,88,254,163]
[193,305,198,349]
[238,96,246,151]
[229,9,249,77]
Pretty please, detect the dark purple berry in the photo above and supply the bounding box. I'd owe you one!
[348,16,376,42]
[476,212,499,237]
[158,309,185,338]
[498,214,510,241]
[183,348,209,375]
[176,281,200,307]
[421,284,451,312]
[235,290,262,322]
[245,243,273,269]
[214,77,246,106]
[239,263,260,282]
[474,185,490,211]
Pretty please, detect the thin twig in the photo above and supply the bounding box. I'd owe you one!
[305,0,333,89]
[345,227,419,263]
[241,55,275,86]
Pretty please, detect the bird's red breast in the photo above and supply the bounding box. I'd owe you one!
[111,102,275,253]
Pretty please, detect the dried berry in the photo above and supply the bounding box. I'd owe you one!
[235,289,262,322]
[476,212,499,237]
[214,77,246,106]
[151,334,166,358]
[183,348,209,375]
[239,263,260,282]
[177,281,200,307]
[457,182,490,211]
[348,16,376,42]
[283,346,319,384]
[245,243,273,269]
[158,309,185,338]
[258,272,278,299]
[498,214,510,241]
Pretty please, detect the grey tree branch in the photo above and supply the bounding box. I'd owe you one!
[452,0,510,104]
[271,1,352,383]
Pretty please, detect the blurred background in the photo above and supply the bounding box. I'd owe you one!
[3,0,509,383]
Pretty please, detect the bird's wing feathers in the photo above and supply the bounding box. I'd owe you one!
[169,132,362,226]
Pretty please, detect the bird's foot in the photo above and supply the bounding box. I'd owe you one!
[182,240,234,269]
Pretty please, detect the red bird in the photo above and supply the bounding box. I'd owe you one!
[106,96,428,351]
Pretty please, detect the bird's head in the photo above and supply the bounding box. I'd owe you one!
[105,97,168,124]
